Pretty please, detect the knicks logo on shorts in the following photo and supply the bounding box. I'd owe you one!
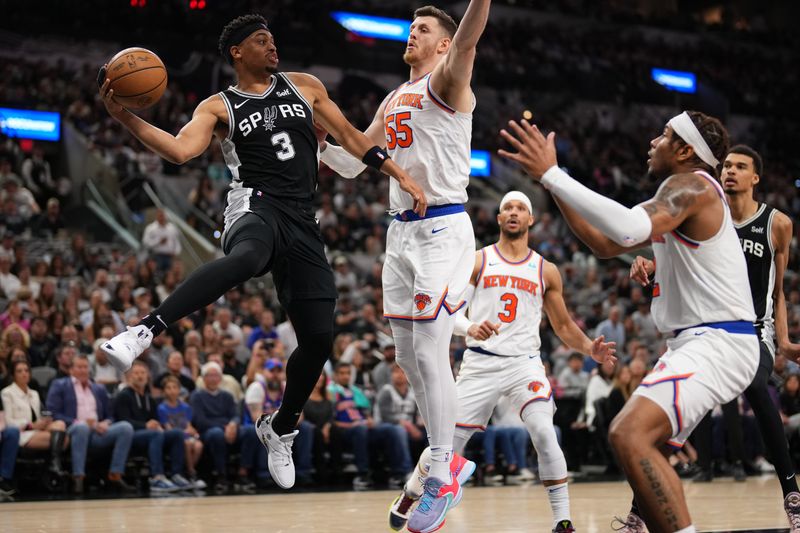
[414,293,432,311]
[527,380,545,393]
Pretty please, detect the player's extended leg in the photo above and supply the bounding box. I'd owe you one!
[522,404,573,532]
[392,319,430,436]
[609,396,693,532]
[256,298,335,489]
[102,214,274,371]
[744,344,800,528]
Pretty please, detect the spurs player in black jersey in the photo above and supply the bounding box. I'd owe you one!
[631,144,800,531]
[97,14,426,490]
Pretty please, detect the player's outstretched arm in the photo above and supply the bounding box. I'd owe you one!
[292,72,427,215]
[318,94,391,179]
[99,76,218,165]
[542,261,617,364]
[430,0,491,101]
[772,212,800,361]
[499,119,717,258]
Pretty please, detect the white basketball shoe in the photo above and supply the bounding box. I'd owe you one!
[101,325,153,372]
[256,413,298,489]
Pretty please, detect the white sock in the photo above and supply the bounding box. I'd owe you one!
[429,446,453,483]
[405,448,431,498]
[675,527,696,533]
[546,482,570,525]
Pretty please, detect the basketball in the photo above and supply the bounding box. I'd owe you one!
[105,47,167,110]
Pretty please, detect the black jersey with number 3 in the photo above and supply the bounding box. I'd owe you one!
[735,203,777,348]
[218,73,318,201]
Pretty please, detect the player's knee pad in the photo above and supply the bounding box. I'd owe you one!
[523,408,567,480]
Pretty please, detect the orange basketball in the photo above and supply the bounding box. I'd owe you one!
[106,47,167,110]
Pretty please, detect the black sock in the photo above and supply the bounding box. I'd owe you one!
[138,239,268,336]
[271,299,334,436]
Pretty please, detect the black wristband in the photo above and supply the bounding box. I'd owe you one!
[362,146,390,170]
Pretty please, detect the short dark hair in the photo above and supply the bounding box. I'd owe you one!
[132,359,150,372]
[728,144,763,176]
[218,14,268,63]
[568,352,583,362]
[670,111,730,176]
[334,361,351,371]
[413,5,458,38]
[162,375,180,388]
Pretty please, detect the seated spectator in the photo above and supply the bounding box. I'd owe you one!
[27,316,57,368]
[607,365,635,422]
[246,309,278,349]
[213,307,243,346]
[52,342,78,379]
[0,253,20,299]
[156,351,196,398]
[374,363,421,488]
[371,340,396,392]
[46,354,134,494]
[113,361,189,492]
[1,360,67,475]
[0,395,20,500]
[90,338,122,392]
[157,376,205,489]
[220,335,247,383]
[0,299,30,331]
[195,353,243,403]
[33,198,65,238]
[190,362,243,492]
[303,373,334,482]
[243,358,313,487]
[781,373,800,437]
[581,358,616,430]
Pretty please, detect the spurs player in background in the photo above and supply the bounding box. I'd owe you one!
[388,191,616,533]
[318,3,491,531]
[630,144,800,530]
[99,14,427,490]
[499,111,758,533]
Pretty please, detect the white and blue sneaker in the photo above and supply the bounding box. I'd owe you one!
[407,454,476,533]
[170,474,192,491]
[102,325,153,372]
[149,476,179,494]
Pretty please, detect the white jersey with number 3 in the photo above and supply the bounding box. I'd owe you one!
[466,245,545,356]
[384,73,473,212]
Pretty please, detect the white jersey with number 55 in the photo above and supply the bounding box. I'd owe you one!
[384,73,473,212]
[466,245,545,356]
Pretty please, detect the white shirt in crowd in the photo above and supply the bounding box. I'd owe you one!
[142,220,181,256]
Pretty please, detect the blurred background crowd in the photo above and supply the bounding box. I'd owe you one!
[0,0,798,500]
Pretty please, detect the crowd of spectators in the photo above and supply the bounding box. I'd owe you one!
[1,1,800,500]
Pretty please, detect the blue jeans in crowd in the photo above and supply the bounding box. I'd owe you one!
[67,421,134,476]
[131,428,185,477]
[1,426,20,480]
[484,425,530,468]
[336,424,369,474]
[201,427,236,476]
[372,423,413,475]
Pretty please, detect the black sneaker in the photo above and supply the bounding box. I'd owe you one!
[553,519,576,532]
[731,462,746,482]
[691,468,713,482]
[107,476,137,493]
[0,478,16,501]
[235,475,256,494]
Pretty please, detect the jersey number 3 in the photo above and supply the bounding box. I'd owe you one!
[498,293,518,323]
[271,131,296,161]
[385,112,413,149]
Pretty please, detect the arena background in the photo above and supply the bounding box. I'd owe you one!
[0,1,799,531]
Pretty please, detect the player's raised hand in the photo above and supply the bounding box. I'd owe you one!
[590,335,617,365]
[630,256,655,286]
[498,120,558,179]
[97,65,125,118]
[467,320,501,341]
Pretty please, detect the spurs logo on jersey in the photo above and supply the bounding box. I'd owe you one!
[735,203,777,352]
[383,73,473,212]
[466,245,545,356]
[237,104,308,137]
[650,170,756,332]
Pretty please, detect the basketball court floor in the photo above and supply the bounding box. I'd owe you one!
[1,477,787,532]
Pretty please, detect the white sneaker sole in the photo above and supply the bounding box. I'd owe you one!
[256,418,295,489]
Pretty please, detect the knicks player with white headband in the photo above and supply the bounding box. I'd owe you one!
[317,3,492,532]
[499,111,759,533]
[388,191,617,533]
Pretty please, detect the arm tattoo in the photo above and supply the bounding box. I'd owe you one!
[641,173,708,219]
[640,458,680,528]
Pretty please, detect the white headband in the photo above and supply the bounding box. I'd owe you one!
[500,191,533,214]
[667,111,720,168]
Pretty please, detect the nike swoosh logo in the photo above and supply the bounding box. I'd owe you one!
[234,99,250,109]
[788,473,796,480]
[488,262,500,266]
[432,227,447,234]
[694,331,706,336]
